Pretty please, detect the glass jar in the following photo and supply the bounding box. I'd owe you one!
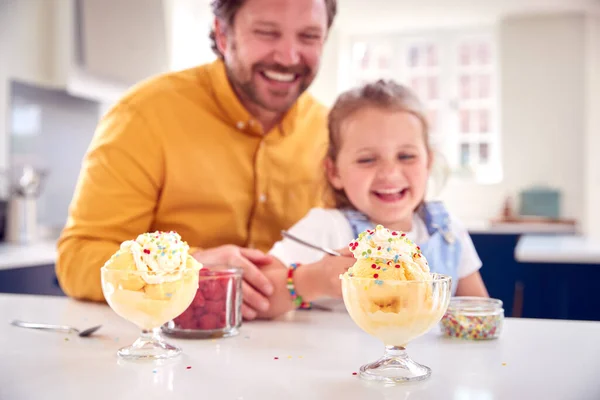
[440,296,504,340]
[162,265,242,339]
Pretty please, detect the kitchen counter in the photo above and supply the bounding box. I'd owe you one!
[2,294,600,400]
[0,240,57,270]
[515,234,600,264]
[465,220,578,235]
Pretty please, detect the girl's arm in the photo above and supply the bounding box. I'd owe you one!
[254,251,355,320]
[455,271,489,297]
[255,208,354,319]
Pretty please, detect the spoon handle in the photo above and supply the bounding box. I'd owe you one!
[280,230,342,257]
[11,319,76,334]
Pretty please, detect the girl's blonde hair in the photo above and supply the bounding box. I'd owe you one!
[325,79,431,209]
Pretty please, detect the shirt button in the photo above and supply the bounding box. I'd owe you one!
[237,121,245,129]
[259,193,267,203]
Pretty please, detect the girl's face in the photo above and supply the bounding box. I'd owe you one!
[327,107,431,231]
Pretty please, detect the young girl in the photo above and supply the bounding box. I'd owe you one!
[252,79,488,319]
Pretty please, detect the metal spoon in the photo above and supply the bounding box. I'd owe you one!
[11,319,102,337]
[280,230,342,257]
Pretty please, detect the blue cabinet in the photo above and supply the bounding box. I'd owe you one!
[471,233,600,321]
[471,233,521,317]
[519,261,600,321]
[0,264,65,297]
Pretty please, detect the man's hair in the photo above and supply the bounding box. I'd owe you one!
[209,0,338,58]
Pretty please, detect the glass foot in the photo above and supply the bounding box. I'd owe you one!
[359,346,431,384]
[117,328,181,360]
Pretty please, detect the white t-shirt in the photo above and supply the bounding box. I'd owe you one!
[269,208,482,310]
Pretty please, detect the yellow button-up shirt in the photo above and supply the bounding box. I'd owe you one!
[56,59,329,301]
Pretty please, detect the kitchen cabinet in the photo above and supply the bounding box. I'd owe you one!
[0,264,65,297]
[76,0,169,87]
[472,232,600,321]
[0,241,62,296]
[3,0,169,103]
[471,233,521,317]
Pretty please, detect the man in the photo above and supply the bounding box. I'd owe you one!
[56,0,337,320]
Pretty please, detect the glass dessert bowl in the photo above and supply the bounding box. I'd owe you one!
[101,267,199,359]
[341,273,451,383]
[100,231,201,360]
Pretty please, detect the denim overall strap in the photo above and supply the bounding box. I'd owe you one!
[418,201,462,295]
[418,201,455,244]
[341,209,373,238]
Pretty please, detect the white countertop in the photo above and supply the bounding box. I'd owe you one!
[0,240,57,270]
[2,294,599,400]
[515,234,600,264]
[465,220,578,235]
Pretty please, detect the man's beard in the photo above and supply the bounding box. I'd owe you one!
[225,43,315,113]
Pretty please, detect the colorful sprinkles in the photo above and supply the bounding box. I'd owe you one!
[114,231,191,279]
[345,225,432,282]
[440,311,503,340]
[348,225,426,266]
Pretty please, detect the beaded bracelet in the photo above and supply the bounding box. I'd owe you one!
[287,263,311,310]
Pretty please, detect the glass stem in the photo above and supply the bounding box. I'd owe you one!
[384,345,408,359]
[139,328,161,342]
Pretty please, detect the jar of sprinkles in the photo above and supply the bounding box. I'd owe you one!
[440,297,504,340]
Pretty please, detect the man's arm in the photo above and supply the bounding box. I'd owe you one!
[56,103,164,301]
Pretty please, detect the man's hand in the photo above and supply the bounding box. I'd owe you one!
[192,245,274,320]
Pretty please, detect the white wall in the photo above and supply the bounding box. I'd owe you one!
[164,0,215,71]
[0,0,16,197]
[335,0,596,34]
[584,13,600,239]
[309,28,341,107]
[442,13,586,223]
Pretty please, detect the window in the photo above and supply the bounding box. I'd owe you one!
[346,29,501,184]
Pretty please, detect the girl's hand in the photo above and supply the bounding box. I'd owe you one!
[295,248,355,300]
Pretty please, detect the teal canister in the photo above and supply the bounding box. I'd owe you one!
[518,186,561,219]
